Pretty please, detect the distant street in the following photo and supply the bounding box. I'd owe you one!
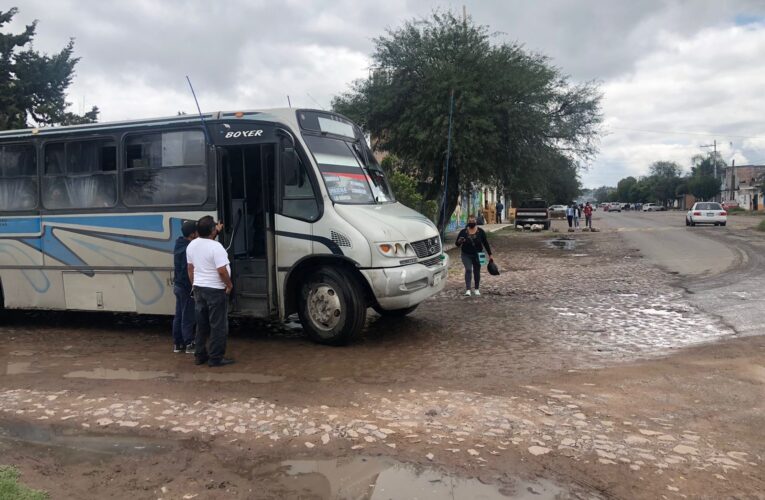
[595,210,738,276]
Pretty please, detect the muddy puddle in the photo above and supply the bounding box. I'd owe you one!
[59,367,284,383]
[254,456,565,499]
[1,420,568,499]
[0,420,172,464]
[545,237,578,251]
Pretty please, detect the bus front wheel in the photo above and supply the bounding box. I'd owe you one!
[298,267,366,345]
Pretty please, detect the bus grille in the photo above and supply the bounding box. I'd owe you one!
[421,255,442,267]
[412,236,441,258]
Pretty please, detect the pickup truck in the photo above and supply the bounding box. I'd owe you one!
[515,199,551,229]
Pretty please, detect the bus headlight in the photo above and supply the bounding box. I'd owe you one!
[377,242,416,258]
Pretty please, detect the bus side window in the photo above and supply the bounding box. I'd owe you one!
[0,144,37,211]
[281,148,319,221]
[123,131,207,206]
[42,140,118,210]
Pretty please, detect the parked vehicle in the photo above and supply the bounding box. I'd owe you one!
[515,199,551,229]
[722,200,740,210]
[686,202,727,226]
[0,108,448,345]
[642,203,659,212]
[548,204,567,219]
[608,202,621,212]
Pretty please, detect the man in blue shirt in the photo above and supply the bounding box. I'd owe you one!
[173,220,198,353]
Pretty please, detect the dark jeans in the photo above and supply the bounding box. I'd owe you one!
[585,215,592,228]
[461,253,481,290]
[172,286,196,345]
[566,215,573,227]
[496,214,502,224]
[193,286,229,362]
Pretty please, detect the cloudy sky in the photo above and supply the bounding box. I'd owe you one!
[9,0,765,187]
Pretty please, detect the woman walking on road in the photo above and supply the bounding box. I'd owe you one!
[455,214,493,297]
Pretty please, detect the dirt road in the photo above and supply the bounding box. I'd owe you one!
[1,214,764,499]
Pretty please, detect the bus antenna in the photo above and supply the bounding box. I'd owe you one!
[185,76,212,144]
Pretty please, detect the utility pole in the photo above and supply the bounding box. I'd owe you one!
[700,139,719,202]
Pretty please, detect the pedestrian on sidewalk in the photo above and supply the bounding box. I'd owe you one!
[172,220,198,353]
[566,204,575,228]
[455,214,493,297]
[495,200,504,224]
[187,216,235,367]
[584,202,593,228]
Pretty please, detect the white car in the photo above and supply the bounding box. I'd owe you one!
[642,203,659,212]
[608,202,621,212]
[686,202,727,226]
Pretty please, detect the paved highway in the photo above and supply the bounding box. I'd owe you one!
[595,210,740,276]
[596,209,765,337]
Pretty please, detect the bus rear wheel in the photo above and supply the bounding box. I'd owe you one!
[298,267,366,345]
[373,304,418,317]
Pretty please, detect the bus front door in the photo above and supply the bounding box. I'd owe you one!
[219,144,275,317]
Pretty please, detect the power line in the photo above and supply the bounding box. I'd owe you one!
[608,126,765,141]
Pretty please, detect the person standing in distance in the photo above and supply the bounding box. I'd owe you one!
[583,202,593,229]
[187,216,235,367]
[172,220,198,353]
[455,214,493,297]
[495,200,504,224]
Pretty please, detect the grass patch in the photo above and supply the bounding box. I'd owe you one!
[757,219,765,232]
[0,466,48,500]
[727,207,745,215]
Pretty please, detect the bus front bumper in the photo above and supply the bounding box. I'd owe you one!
[362,255,449,310]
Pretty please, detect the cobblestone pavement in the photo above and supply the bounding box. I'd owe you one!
[1,229,763,499]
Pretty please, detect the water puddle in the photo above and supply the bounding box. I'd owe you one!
[545,238,578,251]
[178,372,285,383]
[0,421,171,465]
[9,350,35,356]
[256,456,566,499]
[63,367,283,384]
[6,362,40,375]
[63,367,174,380]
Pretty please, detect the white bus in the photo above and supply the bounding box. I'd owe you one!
[0,109,448,344]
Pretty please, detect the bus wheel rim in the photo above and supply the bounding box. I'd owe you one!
[307,284,342,332]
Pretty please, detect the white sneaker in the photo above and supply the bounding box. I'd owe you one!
[474,289,481,297]
[464,289,472,296]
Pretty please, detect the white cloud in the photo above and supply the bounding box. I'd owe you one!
[6,1,765,189]
[584,21,765,187]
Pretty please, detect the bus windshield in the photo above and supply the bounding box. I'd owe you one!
[303,134,395,204]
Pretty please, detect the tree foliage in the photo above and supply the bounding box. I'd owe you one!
[0,7,98,130]
[332,11,601,229]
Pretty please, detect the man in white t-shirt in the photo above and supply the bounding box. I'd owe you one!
[187,215,235,367]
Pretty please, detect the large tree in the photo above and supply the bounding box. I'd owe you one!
[648,161,683,206]
[332,11,601,229]
[0,7,98,130]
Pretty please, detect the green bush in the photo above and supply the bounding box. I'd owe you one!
[0,466,48,500]
[387,171,438,221]
[727,206,745,214]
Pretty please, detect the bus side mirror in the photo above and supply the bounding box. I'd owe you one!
[283,148,299,186]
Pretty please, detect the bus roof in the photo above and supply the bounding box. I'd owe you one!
[0,108,308,140]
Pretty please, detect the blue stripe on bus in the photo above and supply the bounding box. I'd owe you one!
[0,217,41,234]
[42,214,166,232]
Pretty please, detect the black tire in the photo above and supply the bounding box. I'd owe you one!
[721,222,727,226]
[543,222,551,230]
[373,304,418,317]
[298,267,367,346]
[685,218,690,226]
